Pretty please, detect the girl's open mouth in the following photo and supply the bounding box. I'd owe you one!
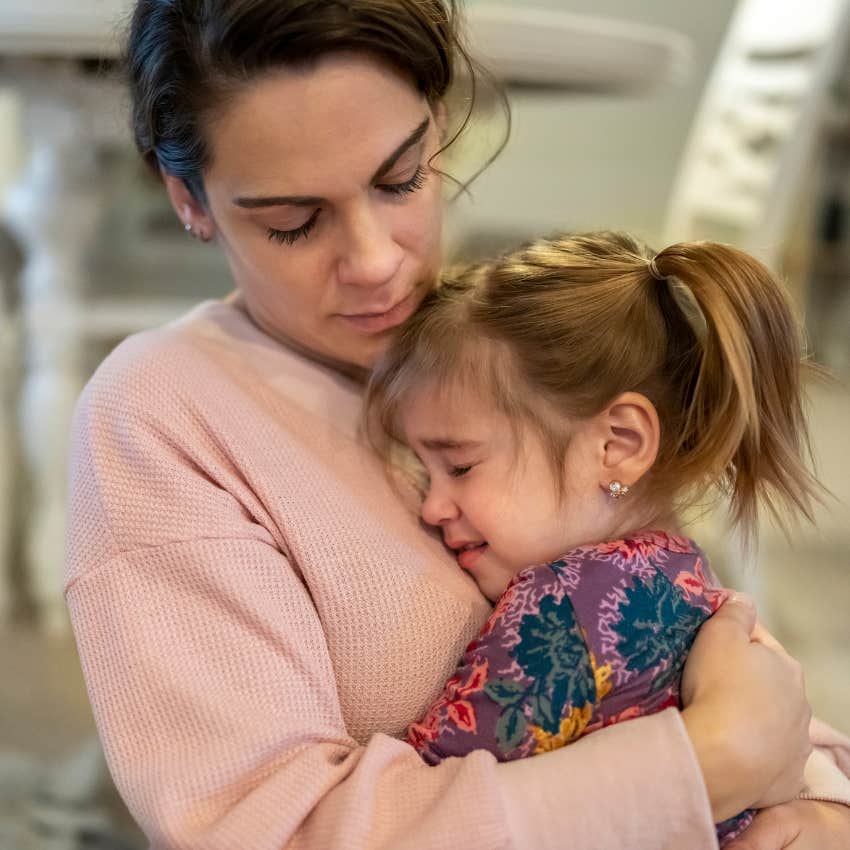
[457,543,488,570]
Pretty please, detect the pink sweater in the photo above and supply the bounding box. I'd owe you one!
[65,299,850,850]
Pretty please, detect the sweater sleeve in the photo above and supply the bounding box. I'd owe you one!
[800,719,850,806]
[64,349,718,850]
[67,546,718,850]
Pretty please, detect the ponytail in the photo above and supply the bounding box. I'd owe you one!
[649,242,823,542]
[366,231,823,544]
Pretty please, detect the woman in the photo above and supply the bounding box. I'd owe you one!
[65,2,850,848]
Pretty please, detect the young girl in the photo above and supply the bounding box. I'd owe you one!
[365,231,824,846]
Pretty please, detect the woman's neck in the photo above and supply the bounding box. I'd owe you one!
[228,291,372,385]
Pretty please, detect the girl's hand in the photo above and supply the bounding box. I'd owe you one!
[680,594,812,822]
[725,800,850,849]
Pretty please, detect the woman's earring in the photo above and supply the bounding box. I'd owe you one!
[608,481,630,499]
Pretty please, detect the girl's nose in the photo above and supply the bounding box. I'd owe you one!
[337,204,404,290]
[420,486,459,527]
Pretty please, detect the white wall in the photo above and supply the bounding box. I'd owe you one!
[446,0,739,252]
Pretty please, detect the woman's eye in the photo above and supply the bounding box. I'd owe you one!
[377,165,427,197]
[266,209,320,246]
[449,464,472,478]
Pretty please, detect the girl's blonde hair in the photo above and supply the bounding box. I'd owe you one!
[366,231,823,542]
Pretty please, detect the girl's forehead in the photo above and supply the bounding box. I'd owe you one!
[400,380,505,439]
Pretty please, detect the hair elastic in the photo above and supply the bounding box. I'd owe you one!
[648,257,666,281]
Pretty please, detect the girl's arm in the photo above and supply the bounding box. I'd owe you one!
[407,572,604,765]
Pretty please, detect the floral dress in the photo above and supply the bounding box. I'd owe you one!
[407,531,754,846]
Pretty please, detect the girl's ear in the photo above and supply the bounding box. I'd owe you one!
[163,174,216,242]
[598,392,660,489]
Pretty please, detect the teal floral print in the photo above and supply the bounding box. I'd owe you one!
[482,596,598,751]
[614,571,706,693]
[514,596,596,732]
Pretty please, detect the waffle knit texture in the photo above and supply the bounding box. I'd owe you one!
[65,299,850,850]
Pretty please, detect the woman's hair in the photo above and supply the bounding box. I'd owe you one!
[125,0,506,202]
[366,231,824,542]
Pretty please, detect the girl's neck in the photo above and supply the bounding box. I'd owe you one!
[603,502,682,545]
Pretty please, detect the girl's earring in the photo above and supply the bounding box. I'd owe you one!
[608,481,630,500]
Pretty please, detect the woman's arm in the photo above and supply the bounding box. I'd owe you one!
[65,356,719,850]
[66,547,715,850]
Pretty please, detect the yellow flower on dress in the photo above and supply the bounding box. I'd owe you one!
[529,651,614,754]
[590,650,613,700]
[530,703,593,753]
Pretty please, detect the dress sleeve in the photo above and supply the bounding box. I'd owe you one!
[408,572,606,764]
[65,365,719,850]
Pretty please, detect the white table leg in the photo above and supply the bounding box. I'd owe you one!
[4,74,109,634]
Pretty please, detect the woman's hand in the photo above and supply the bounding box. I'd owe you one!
[680,594,812,822]
[725,800,850,849]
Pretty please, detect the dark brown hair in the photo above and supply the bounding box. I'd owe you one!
[125,0,505,202]
[367,232,824,542]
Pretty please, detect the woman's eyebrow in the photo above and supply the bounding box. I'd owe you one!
[232,116,431,209]
[372,115,431,181]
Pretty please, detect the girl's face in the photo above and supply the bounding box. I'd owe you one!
[172,53,445,369]
[400,384,616,602]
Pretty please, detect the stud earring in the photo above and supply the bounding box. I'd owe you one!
[608,481,630,499]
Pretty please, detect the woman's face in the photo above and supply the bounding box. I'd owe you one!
[172,53,446,369]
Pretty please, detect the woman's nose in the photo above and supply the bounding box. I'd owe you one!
[337,204,404,290]
[420,485,459,527]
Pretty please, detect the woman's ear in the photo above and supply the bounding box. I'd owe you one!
[163,174,216,242]
[598,392,660,489]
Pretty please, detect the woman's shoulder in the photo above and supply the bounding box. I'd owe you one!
[80,297,363,432]
[82,299,260,407]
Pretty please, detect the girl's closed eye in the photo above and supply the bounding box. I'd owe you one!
[449,464,473,478]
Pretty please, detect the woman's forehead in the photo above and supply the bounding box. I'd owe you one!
[203,53,433,196]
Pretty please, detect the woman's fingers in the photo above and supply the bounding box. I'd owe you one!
[717,592,758,633]
[750,620,790,656]
[724,804,800,849]
[725,801,850,850]
[681,593,811,819]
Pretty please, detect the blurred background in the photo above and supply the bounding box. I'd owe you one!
[0,0,848,847]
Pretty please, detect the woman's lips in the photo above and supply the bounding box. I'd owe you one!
[339,290,419,334]
[457,544,488,571]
